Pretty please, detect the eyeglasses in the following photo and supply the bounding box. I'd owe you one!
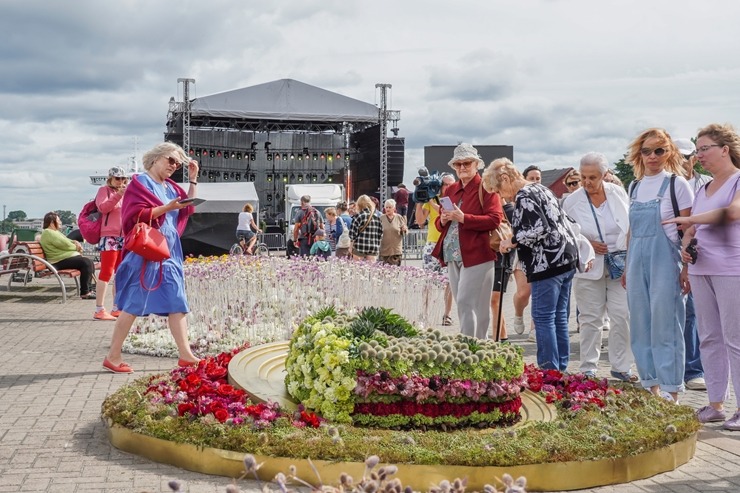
[696,144,723,154]
[453,161,475,169]
[166,156,184,169]
[566,181,580,187]
[640,147,667,157]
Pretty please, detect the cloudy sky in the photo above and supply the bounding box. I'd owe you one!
[2,0,740,219]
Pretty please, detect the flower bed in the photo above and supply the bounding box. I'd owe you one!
[284,306,526,428]
[122,256,446,358]
[102,349,699,469]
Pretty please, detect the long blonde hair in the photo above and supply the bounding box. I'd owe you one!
[626,128,684,180]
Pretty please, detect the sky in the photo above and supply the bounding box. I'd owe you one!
[2,0,740,219]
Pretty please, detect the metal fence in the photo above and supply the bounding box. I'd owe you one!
[261,232,286,251]
[403,229,428,259]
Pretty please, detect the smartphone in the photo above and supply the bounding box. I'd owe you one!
[439,196,454,211]
[179,197,206,206]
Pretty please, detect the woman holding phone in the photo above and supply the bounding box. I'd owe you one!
[431,143,503,339]
[102,142,201,374]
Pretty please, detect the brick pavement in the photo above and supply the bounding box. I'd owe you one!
[1,268,739,493]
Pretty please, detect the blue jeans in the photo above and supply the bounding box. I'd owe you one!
[684,292,704,381]
[531,269,575,371]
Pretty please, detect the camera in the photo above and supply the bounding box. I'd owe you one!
[412,166,443,203]
[685,238,698,264]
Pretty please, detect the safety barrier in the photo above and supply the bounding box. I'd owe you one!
[261,232,286,251]
[403,229,428,259]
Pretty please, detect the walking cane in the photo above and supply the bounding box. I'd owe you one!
[494,260,507,342]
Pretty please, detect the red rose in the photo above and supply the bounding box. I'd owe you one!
[214,408,229,422]
[217,383,235,397]
[178,403,195,416]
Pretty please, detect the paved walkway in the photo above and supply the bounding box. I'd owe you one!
[1,266,739,492]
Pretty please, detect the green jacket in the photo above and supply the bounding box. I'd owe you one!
[40,229,80,264]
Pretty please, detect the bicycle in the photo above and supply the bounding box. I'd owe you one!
[229,232,270,256]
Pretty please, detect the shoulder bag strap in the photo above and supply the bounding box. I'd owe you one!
[585,192,605,243]
[669,174,683,239]
[358,213,373,234]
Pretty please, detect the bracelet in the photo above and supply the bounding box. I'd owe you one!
[189,181,198,185]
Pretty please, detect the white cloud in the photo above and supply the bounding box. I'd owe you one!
[2,0,740,217]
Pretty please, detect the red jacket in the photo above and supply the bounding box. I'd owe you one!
[431,174,503,268]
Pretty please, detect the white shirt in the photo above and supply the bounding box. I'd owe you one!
[236,212,253,232]
[562,182,630,280]
[630,170,693,242]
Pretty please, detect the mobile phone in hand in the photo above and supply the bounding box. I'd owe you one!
[179,197,205,206]
[439,196,454,211]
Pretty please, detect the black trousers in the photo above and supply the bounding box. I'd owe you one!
[53,255,95,295]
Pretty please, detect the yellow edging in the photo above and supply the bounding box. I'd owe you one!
[107,424,696,491]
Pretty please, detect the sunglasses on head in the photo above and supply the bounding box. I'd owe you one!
[167,156,184,169]
[640,147,667,157]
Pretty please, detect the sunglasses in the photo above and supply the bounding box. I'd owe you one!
[453,161,476,169]
[640,147,667,157]
[566,181,580,187]
[166,156,184,169]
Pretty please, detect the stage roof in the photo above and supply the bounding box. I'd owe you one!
[191,79,380,124]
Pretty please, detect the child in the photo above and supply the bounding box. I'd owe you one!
[309,229,331,259]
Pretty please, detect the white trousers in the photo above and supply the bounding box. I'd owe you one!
[447,260,495,339]
[574,272,634,373]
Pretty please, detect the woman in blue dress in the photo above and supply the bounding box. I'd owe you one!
[102,142,200,373]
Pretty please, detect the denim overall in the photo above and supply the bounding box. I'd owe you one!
[627,177,686,392]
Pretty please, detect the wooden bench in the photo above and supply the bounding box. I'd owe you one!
[1,241,83,303]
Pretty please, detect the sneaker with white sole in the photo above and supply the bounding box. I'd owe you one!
[513,316,525,335]
[723,410,740,431]
[685,377,707,391]
[527,330,536,342]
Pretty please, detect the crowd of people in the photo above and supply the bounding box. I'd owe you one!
[31,125,740,430]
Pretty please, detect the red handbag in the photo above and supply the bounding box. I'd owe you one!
[124,211,171,290]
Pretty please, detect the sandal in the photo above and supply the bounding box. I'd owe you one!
[610,370,639,383]
[442,315,453,326]
[80,291,97,300]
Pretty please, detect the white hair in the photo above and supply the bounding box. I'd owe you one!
[384,198,396,208]
[579,152,609,176]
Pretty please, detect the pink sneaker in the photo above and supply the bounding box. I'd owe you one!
[110,309,122,317]
[93,310,116,321]
[696,405,725,423]
[723,410,740,431]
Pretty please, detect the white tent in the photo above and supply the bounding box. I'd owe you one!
[194,182,259,214]
[181,182,260,255]
[191,79,379,123]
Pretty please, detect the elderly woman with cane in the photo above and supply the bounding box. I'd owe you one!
[431,143,503,339]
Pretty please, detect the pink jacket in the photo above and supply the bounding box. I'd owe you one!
[95,185,125,238]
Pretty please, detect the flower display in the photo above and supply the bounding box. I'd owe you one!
[285,307,526,428]
[141,346,322,429]
[123,255,447,358]
[523,364,620,412]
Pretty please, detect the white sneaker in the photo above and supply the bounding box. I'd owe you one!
[513,316,525,335]
[527,330,537,342]
[685,377,707,391]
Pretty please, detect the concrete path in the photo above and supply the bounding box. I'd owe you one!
[1,265,739,492]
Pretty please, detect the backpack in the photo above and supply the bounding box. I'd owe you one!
[300,207,321,246]
[78,199,102,244]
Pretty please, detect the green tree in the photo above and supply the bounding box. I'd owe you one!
[0,219,13,233]
[613,154,634,190]
[7,210,27,221]
[54,210,77,225]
